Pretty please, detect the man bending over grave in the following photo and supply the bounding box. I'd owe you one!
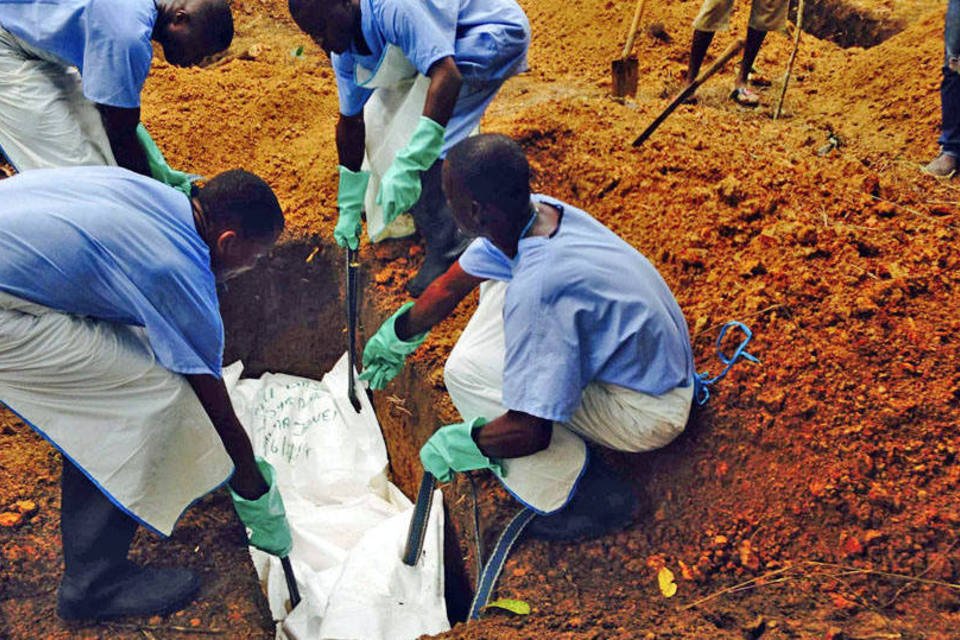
[0,0,233,193]
[288,0,530,296]
[0,166,292,620]
[359,134,696,539]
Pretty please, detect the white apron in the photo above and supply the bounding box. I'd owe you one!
[357,44,425,242]
[0,291,233,536]
[0,26,116,171]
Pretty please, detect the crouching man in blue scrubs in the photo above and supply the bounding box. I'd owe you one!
[288,0,530,296]
[0,167,292,620]
[360,134,696,539]
[0,0,233,186]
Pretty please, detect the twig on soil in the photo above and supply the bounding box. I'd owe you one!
[105,622,224,635]
[847,263,880,280]
[804,561,960,591]
[881,537,959,608]
[680,565,795,610]
[862,193,958,230]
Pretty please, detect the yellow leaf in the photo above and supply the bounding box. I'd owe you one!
[658,566,678,598]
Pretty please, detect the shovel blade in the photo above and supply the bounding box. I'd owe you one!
[611,56,639,98]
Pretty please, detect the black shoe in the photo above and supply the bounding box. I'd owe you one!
[404,244,467,297]
[405,161,472,297]
[525,456,638,542]
[57,563,200,621]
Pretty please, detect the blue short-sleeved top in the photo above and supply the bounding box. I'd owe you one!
[331,0,529,117]
[0,166,224,378]
[0,0,157,108]
[459,195,695,422]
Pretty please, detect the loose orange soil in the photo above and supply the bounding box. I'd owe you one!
[3,0,959,638]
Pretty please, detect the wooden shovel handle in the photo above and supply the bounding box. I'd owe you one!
[621,0,647,59]
[632,39,744,147]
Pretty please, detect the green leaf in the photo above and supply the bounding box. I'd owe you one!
[484,599,531,615]
[290,45,305,59]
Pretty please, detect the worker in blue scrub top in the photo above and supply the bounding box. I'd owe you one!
[289,0,530,296]
[0,0,233,191]
[360,134,697,541]
[0,167,292,620]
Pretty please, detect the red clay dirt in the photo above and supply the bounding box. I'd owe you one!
[3,0,960,638]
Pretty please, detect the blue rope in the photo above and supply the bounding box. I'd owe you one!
[694,321,760,405]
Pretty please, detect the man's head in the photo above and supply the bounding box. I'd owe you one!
[195,170,285,282]
[442,134,531,242]
[154,0,234,67]
[288,0,358,55]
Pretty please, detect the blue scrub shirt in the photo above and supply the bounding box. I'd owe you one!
[332,0,529,154]
[0,0,157,108]
[459,195,695,423]
[0,166,224,378]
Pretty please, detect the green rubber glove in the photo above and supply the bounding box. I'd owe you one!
[358,302,427,390]
[376,116,445,224]
[229,458,293,557]
[420,417,503,482]
[136,124,198,197]
[335,166,370,249]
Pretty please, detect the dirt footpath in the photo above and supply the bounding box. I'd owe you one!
[2,0,959,638]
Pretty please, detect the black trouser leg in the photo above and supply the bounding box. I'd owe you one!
[405,161,472,297]
[59,456,138,603]
[525,453,639,542]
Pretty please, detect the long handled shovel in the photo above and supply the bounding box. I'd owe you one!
[632,38,744,147]
[773,0,805,120]
[611,0,647,98]
[346,246,361,413]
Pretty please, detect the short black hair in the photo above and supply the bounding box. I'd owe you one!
[288,0,324,34]
[198,169,284,241]
[445,134,531,214]
[196,0,234,53]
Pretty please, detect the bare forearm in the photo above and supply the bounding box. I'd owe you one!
[185,374,267,499]
[423,57,462,127]
[97,104,150,176]
[474,411,552,458]
[396,262,481,338]
[336,113,366,171]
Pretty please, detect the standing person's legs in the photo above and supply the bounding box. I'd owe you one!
[687,30,717,85]
[0,28,115,171]
[733,0,788,106]
[926,0,960,177]
[405,79,508,298]
[405,160,473,297]
[687,0,732,89]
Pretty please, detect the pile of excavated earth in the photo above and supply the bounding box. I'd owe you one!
[2,0,958,638]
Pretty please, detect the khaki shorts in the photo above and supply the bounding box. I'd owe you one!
[692,0,789,32]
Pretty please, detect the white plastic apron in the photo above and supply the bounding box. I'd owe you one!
[443,282,588,514]
[0,26,116,171]
[357,44,424,242]
[0,291,232,536]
